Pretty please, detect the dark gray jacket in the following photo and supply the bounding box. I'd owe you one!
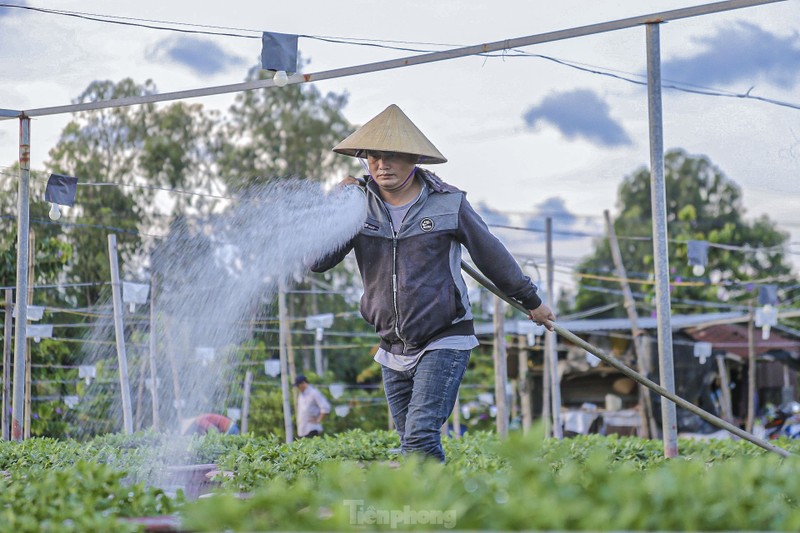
[312,169,542,355]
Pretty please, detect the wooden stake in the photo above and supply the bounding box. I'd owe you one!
[241,370,253,434]
[2,289,12,440]
[107,234,134,434]
[278,283,294,443]
[604,210,655,438]
[148,277,160,431]
[518,336,533,434]
[493,296,508,439]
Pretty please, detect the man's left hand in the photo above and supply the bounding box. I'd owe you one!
[528,304,555,332]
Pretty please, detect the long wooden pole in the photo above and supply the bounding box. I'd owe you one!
[148,277,160,431]
[460,261,791,458]
[604,210,655,438]
[241,370,253,434]
[747,305,757,433]
[107,234,134,434]
[518,336,533,434]
[278,284,294,443]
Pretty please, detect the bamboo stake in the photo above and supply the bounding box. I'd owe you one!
[148,277,160,431]
[278,284,294,443]
[493,296,509,438]
[241,370,253,434]
[604,210,655,438]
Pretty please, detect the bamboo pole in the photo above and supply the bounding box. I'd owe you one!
[107,234,134,434]
[134,348,147,431]
[518,336,533,434]
[604,210,655,438]
[148,277,160,431]
[715,354,734,423]
[278,284,294,443]
[241,370,253,434]
[460,261,791,458]
[493,296,508,438]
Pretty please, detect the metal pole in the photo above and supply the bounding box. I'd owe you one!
[2,289,12,440]
[278,284,294,443]
[518,336,533,434]
[241,370,253,434]
[453,393,461,438]
[24,229,34,440]
[13,0,785,119]
[107,234,134,434]
[460,261,791,458]
[747,306,757,432]
[493,296,509,438]
[646,22,679,458]
[11,117,31,441]
[148,277,160,431]
[604,210,655,438]
[545,218,563,439]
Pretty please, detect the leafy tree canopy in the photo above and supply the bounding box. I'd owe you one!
[569,149,793,317]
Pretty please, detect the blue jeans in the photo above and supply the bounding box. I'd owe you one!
[382,349,470,463]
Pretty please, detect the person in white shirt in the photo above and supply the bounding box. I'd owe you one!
[294,374,331,438]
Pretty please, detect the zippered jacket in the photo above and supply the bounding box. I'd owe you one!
[311,169,542,355]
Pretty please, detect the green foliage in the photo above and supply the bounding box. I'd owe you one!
[571,149,793,316]
[217,60,357,188]
[3,430,800,530]
[183,430,800,531]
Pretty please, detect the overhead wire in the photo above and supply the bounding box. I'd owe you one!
[0,3,798,112]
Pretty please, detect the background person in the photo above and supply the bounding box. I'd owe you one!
[180,413,239,436]
[311,104,555,462]
[294,374,331,438]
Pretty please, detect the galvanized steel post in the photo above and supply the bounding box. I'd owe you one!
[546,218,563,438]
[646,23,679,458]
[11,117,30,441]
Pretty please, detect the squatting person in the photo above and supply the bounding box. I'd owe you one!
[311,104,555,462]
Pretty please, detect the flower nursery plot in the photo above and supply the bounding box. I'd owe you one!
[1,429,800,532]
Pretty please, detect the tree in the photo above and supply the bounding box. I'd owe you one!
[570,149,793,316]
[45,78,220,306]
[216,64,357,189]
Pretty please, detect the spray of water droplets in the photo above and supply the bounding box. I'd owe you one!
[69,179,366,483]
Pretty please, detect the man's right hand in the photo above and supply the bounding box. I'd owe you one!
[339,175,364,187]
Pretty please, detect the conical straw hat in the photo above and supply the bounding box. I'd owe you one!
[333,104,447,164]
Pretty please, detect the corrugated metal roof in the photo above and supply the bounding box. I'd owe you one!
[686,323,800,359]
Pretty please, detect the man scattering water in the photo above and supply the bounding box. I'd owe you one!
[311,104,555,462]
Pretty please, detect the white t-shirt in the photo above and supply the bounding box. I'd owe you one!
[376,192,479,371]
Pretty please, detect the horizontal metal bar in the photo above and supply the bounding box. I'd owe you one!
[12,0,784,119]
[0,109,21,118]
